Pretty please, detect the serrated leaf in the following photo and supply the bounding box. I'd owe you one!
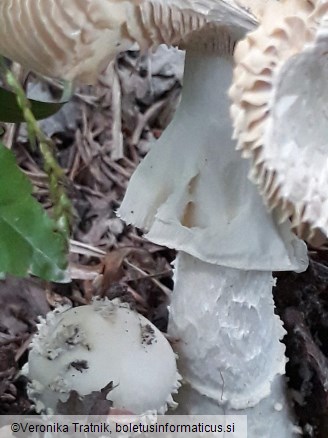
[0,143,68,281]
[0,85,70,123]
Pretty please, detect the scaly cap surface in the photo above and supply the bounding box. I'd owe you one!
[27,299,181,414]
[229,0,328,243]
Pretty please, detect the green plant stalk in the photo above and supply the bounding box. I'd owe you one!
[0,58,72,240]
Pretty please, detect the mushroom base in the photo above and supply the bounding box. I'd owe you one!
[168,252,300,437]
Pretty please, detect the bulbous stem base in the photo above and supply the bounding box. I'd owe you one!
[168,252,300,437]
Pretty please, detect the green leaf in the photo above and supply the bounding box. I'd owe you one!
[0,84,71,123]
[0,143,68,281]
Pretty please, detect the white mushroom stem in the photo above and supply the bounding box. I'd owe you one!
[169,254,299,437]
[119,45,308,437]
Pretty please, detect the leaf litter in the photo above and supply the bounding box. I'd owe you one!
[0,46,183,415]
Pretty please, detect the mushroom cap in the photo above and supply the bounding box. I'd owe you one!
[0,0,256,83]
[0,0,132,83]
[236,0,278,20]
[0,426,14,438]
[229,0,328,243]
[26,299,181,414]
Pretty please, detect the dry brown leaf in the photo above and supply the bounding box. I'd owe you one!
[57,382,114,415]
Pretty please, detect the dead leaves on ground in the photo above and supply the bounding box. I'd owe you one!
[57,382,114,416]
[0,47,182,414]
[68,244,172,315]
[0,277,50,413]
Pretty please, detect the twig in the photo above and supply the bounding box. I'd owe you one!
[124,259,171,296]
[110,61,124,161]
[130,98,167,147]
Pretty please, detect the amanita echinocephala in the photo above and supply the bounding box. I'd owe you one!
[0,0,327,436]
[118,2,309,437]
[25,299,181,415]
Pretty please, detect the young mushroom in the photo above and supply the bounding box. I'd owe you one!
[26,299,181,415]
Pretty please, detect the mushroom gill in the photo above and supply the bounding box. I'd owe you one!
[229,0,328,244]
[0,0,255,84]
[0,0,134,83]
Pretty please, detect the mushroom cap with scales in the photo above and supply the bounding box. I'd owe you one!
[229,0,328,244]
[26,299,181,415]
[0,0,256,83]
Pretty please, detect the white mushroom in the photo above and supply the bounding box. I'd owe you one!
[119,32,308,438]
[114,2,310,438]
[26,299,181,415]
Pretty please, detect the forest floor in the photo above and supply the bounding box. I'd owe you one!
[0,47,327,438]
